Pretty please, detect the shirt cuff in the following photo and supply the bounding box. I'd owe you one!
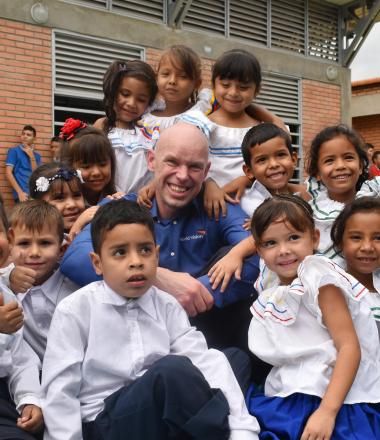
[16,395,41,412]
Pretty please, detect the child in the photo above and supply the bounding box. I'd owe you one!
[49,136,63,162]
[93,60,158,194]
[60,120,117,205]
[0,281,43,439]
[6,125,42,202]
[9,200,79,361]
[42,199,260,440]
[369,150,380,179]
[248,195,380,439]
[331,196,380,334]
[29,162,86,234]
[306,124,368,260]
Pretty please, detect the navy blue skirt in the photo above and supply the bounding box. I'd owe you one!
[247,389,380,439]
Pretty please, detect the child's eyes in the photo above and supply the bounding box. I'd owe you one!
[260,240,275,248]
[255,157,266,163]
[140,246,153,255]
[288,234,300,241]
[113,249,126,257]
[16,241,30,247]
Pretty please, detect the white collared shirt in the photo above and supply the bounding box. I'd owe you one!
[42,282,259,440]
[240,180,273,218]
[17,270,79,362]
[0,281,41,410]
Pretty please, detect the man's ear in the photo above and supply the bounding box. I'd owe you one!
[147,150,155,172]
[90,252,103,276]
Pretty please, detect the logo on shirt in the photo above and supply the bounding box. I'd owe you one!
[180,230,207,242]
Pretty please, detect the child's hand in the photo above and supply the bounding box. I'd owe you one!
[208,254,243,292]
[0,292,23,334]
[17,405,44,433]
[137,181,156,209]
[301,407,336,440]
[107,191,126,200]
[9,266,36,294]
[204,179,235,221]
[243,217,252,231]
[17,191,29,202]
[223,176,251,203]
[68,206,99,242]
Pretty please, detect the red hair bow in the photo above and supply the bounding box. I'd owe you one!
[59,118,87,141]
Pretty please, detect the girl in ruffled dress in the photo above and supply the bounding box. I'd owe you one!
[248,194,380,439]
[331,196,380,335]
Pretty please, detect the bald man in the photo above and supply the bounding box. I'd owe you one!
[61,123,260,349]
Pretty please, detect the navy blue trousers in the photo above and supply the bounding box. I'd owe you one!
[83,355,230,440]
[0,378,41,440]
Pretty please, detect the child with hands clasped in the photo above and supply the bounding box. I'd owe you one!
[42,200,260,440]
[93,60,158,194]
[247,195,380,439]
[331,196,380,335]
[9,200,78,362]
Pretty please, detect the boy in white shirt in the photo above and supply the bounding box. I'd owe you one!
[42,199,260,440]
[0,282,43,439]
[9,200,78,361]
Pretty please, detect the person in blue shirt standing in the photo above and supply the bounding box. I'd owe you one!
[61,122,260,350]
[6,125,42,202]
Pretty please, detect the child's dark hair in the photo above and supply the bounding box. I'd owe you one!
[364,142,374,151]
[102,60,157,132]
[158,45,202,104]
[251,194,314,245]
[10,200,64,243]
[372,151,380,162]
[50,135,62,144]
[91,199,155,254]
[29,162,83,200]
[212,49,261,92]
[242,123,293,166]
[23,125,36,137]
[331,196,380,252]
[306,124,368,189]
[62,126,117,197]
[0,195,9,233]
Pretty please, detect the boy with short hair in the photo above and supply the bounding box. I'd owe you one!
[49,136,63,162]
[6,125,42,202]
[42,199,260,440]
[9,200,79,362]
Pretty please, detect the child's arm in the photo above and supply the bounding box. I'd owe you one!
[0,291,24,333]
[17,405,43,433]
[68,206,99,242]
[5,166,28,202]
[246,104,287,131]
[137,179,156,209]
[208,236,256,292]
[223,175,252,203]
[301,284,361,440]
[204,178,237,220]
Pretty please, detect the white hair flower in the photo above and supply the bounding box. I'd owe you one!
[35,176,50,192]
[76,169,84,183]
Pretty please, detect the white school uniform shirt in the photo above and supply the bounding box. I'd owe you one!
[180,109,252,187]
[141,88,214,133]
[16,269,79,362]
[240,180,273,218]
[249,255,380,403]
[0,281,41,410]
[363,269,380,337]
[42,282,260,440]
[108,125,156,194]
[307,177,345,266]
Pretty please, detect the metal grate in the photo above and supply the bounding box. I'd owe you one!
[112,0,165,22]
[183,0,226,35]
[308,0,339,62]
[53,31,144,133]
[256,73,302,181]
[229,0,268,45]
[271,0,306,54]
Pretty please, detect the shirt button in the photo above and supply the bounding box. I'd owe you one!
[170,252,175,256]
[173,220,177,225]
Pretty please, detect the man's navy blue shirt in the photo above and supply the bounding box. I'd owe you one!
[61,192,251,288]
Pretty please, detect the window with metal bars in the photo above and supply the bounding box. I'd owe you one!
[53,31,144,134]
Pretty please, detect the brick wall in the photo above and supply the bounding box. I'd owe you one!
[302,79,341,172]
[352,115,380,149]
[0,18,52,206]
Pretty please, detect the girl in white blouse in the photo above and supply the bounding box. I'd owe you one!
[247,194,380,439]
